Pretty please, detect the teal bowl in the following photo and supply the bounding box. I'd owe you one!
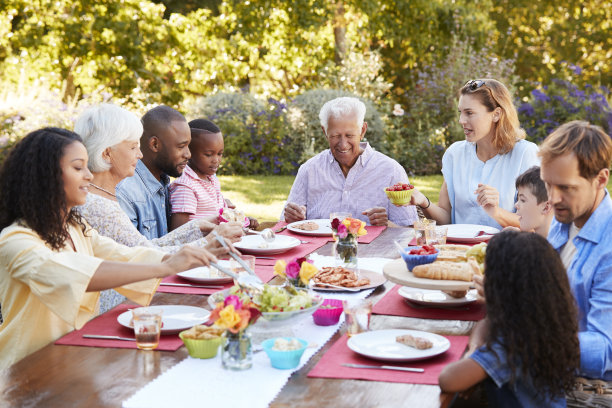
[262,337,308,370]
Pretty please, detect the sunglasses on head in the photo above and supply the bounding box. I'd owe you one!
[465,80,486,91]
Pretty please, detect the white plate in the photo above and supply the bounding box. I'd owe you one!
[398,286,478,306]
[117,305,210,335]
[446,224,499,244]
[310,269,387,292]
[177,260,234,284]
[287,219,333,236]
[233,235,301,255]
[347,329,450,362]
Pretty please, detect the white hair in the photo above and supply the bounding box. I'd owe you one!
[74,104,143,172]
[318,97,366,134]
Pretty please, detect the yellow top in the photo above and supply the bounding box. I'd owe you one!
[0,221,165,369]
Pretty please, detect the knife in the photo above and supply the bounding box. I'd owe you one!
[83,335,136,341]
[274,226,287,233]
[342,363,424,373]
[160,282,224,289]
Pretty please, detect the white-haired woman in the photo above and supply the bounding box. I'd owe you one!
[282,96,418,226]
[74,104,242,311]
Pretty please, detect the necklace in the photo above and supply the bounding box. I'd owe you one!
[89,182,116,198]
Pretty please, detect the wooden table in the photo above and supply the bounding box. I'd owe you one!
[0,227,474,408]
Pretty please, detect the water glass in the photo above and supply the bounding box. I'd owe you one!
[414,219,436,246]
[428,226,448,245]
[132,307,163,350]
[342,299,372,337]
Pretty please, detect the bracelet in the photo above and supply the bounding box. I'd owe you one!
[423,197,431,209]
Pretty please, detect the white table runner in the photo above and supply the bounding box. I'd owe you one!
[123,256,393,408]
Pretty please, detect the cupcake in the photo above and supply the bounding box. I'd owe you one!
[312,299,343,326]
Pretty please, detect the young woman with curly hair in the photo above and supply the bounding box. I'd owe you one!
[410,79,539,229]
[439,230,580,407]
[0,127,229,369]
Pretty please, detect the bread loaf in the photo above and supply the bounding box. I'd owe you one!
[412,259,480,282]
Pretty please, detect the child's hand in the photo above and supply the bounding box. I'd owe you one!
[247,217,260,230]
[225,198,236,209]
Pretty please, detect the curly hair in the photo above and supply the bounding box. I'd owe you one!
[0,127,87,250]
[460,79,526,154]
[484,230,580,399]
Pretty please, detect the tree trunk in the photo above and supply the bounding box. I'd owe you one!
[333,1,346,66]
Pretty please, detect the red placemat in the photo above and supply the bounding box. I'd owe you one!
[372,285,486,321]
[157,265,276,294]
[55,304,184,351]
[308,333,469,385]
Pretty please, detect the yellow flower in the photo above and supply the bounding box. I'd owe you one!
[342,217,367,236]
[215,305,242,330]
[273,260,287,277]
[299,262,319,285]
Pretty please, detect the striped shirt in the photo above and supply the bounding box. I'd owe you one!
[282,143,418,226]
[169,165,226,220]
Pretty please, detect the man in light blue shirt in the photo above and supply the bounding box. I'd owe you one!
[540,120,612,380]
[117,106,192,239]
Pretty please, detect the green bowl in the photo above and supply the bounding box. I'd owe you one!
[179,331,222,359]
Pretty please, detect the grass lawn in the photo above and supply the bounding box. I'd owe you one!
[221,174,612,222]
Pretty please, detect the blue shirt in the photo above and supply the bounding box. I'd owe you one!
[471,341,566,407]
[548,190,612,380]
[116,160,171,240]
[442,139,539,228]
[282,143,418,226]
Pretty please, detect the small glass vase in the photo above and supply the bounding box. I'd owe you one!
[334,235,358,271]
[221,330,252,370]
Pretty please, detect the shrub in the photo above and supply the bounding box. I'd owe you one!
[186,92,297,175]
[286,89,385,162]
[517,68,612,143]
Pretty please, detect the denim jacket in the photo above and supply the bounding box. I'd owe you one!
[116,160,171,240]
[548,190,612,380]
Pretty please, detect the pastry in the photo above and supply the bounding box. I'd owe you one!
[294,221,319,231]
[396,334,433,350]
[434,244,471,262]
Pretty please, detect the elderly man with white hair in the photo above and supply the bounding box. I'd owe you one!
[282,97,418,226]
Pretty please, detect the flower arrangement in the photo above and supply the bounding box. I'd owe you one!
[331,217,367,266]
[273,257,319,287]
[208,295,262,334]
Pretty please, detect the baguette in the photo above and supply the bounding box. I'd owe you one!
[412,259,480,282]
[435,244,471,262]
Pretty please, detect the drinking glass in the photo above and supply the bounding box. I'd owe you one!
[132,307,163,350]
[428,226,448,245]
[414,219,436,246]
[329,212,351,223]
[342,299,372,337]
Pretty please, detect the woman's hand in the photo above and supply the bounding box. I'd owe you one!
[247,217,260,230]
[204,234,239,258]
[409,188,429,208]
[474,184,500,217]
[211,221,244,243]
[472,274,485,299]
[161,246,220,276]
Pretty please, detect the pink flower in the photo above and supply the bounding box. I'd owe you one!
[285,261,300,279]
[224,295,243,310]
[337,223,348,239]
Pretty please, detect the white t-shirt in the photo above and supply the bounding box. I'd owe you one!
[560,223,580,270]
[442,139,540,228]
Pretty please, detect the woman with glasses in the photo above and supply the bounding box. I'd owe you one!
[410,79,539,228]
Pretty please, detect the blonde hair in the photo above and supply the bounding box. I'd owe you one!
[460,79,526,154]
[539,120,612,179]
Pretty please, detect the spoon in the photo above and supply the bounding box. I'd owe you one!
[394,240,406,255]
[247,228,276,243]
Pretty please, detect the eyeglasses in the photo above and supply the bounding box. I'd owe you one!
[465,80,486,91]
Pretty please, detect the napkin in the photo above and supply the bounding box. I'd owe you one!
[372,285,486,321]
[307,333,469,385]
[55,304,184,351]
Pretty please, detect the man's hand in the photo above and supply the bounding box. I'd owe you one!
[362,207,388,226]
[474,184,500,218]
[284,202,306,223]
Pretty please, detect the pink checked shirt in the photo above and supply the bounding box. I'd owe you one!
[169,165,226,220]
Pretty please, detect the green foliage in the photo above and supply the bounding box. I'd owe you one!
[186,92,296,175]
[287,89,385,161]
[517,65,612,143]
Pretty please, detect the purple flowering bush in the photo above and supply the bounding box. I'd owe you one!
[187,92,297,175]
[518,67,611,142]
